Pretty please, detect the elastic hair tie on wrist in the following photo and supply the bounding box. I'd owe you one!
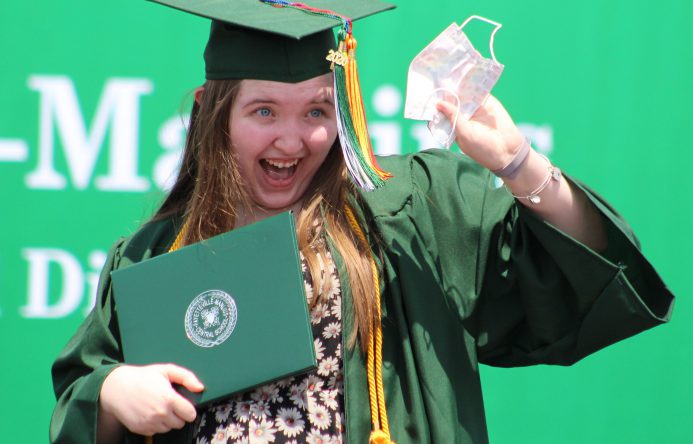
[492,138,531,179]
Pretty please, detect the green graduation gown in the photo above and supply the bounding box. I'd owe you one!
[50,150,674,443]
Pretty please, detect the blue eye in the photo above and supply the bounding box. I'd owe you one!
[256,107,271,117]
[309,109,323,118]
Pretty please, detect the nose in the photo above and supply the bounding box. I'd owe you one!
[273,122,305,155]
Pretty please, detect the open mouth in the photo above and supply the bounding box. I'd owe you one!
[260,158,299,182]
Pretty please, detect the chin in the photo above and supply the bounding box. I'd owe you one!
[254,195,301,212]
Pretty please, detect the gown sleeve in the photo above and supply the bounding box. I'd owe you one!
[49,218,191,444]
[49,238,127,443]
[407,149,674,367]
[472,179,674,366]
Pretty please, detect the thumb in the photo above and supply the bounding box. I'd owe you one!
[435,100,472,134]
[159,364,205,393]
[435,100,457,122]
[436,100,473,142]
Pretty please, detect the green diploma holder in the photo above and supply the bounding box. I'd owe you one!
[111,212,316,406]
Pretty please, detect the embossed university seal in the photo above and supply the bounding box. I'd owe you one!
[185,290,238,348]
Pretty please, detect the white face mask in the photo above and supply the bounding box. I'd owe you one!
[404,16,504,148]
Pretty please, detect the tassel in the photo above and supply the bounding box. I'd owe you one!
[370,429,396,444]
[332,31,392,190]
[345,204,395,444]
[258,0,392,190]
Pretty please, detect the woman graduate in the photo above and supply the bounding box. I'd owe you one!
[49,1,674,443]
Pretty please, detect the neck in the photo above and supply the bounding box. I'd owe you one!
[235,200,304,227]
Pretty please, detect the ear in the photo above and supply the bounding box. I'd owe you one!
[194,86,205,105]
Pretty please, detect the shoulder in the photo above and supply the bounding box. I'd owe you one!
[359,149,493,218]
[109,216,181,271]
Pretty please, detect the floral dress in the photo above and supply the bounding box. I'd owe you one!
[194,251,346,444]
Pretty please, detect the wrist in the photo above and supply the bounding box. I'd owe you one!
[510,155,561,204]
[492,138,531,179]
[502,149,561,204]
[99,364,127,415]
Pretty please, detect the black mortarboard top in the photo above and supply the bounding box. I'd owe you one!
[149,0,395,82]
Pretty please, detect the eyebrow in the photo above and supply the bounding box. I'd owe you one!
[310,96,334,105]
[240,96,334,109]
[240,98,277,109]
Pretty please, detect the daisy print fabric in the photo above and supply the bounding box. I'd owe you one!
[195,251,345,444]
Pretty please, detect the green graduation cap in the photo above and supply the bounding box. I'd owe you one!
[150,0,395,190]
[149,0,394,82]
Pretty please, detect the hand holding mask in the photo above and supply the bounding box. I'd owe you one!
[404,16,505,149]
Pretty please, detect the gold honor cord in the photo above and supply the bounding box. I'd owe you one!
[168,225,186,253]
[144,208,393,444]
[344,204,394,444]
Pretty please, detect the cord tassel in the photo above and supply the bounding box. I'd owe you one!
[334,33,392,190]
[345,204,395,444]
[258,0,392,189]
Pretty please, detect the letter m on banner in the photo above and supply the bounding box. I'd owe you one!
[25,75,153,191]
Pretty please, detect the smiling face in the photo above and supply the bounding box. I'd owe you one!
[228,73,338,216]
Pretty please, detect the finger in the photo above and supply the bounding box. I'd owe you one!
[139,393,193,434]
[133,417,171,436]
[150,419,179,435]
[160,364,205,392]
[435,100,457,123]
[435,101,474,143]
[170,394,198,423]
[162,412,187,431]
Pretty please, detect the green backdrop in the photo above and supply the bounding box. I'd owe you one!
[1,1,690,442]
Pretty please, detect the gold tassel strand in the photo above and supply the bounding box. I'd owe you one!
[344,204,395,444]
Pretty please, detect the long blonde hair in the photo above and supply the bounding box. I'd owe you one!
[155,79,377,352]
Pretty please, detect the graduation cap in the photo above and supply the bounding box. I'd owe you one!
[150,0,396,190]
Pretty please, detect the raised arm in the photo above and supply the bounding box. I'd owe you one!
[437,96,607,251]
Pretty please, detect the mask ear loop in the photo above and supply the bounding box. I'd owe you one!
[424,87,461,148]
[460,15,503,65]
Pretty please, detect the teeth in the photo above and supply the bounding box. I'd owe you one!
[265,159,298,168]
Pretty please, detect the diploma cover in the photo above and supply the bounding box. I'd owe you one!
[111,212,316,406]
